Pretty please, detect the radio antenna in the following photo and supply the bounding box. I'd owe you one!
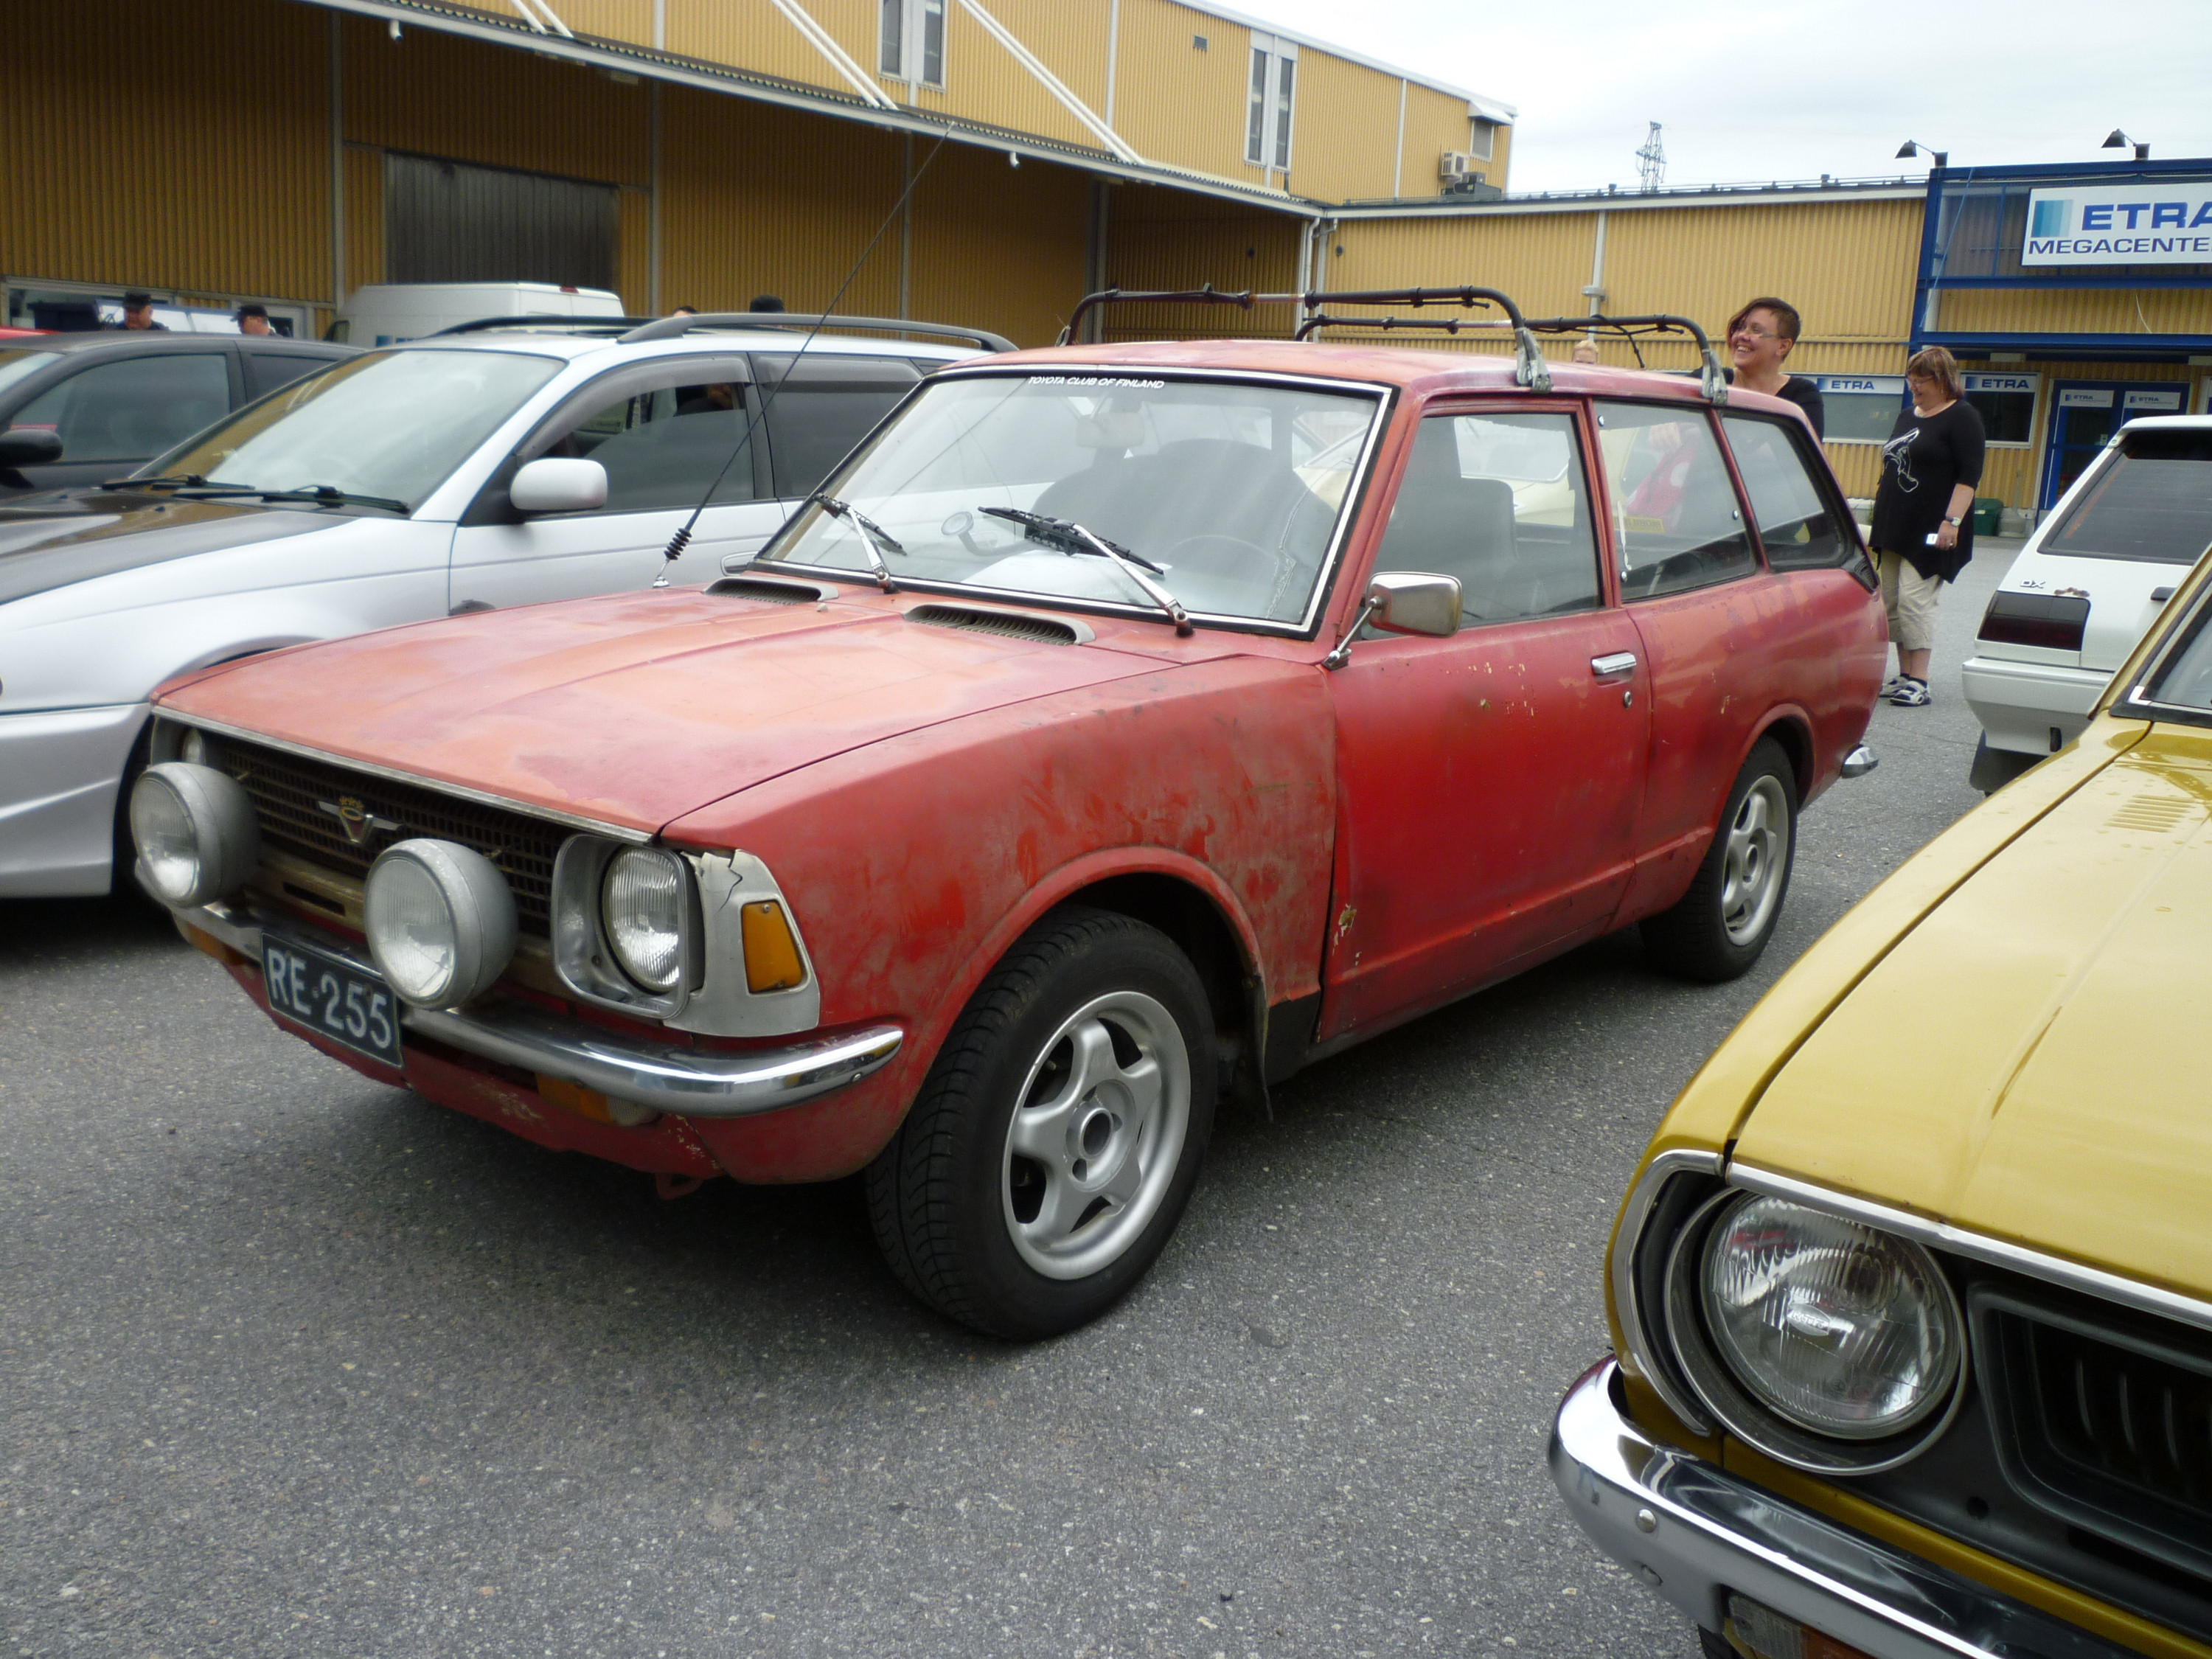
[653,130,950,585]
[1635,122,1666,192]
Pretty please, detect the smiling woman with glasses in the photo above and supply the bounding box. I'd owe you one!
[1723,297,1824,439]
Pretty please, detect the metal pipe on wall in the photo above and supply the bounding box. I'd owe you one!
[330,13,345,316]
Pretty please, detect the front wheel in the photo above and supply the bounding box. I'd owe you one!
[866,906,1217,1340]
[1641,737,1798,982]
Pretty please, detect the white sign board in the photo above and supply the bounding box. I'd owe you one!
[2124,388,2184,411]
[1808,375,1905,396]
[1961,373,2039,394]
[2059,388,2114,408]
[2023,183,2212,266]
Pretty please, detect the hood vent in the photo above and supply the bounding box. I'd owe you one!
[707,575,835,605]
[905,602,1092,645]
[2105,795,2196,835]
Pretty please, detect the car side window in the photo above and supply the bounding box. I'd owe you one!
[243,351,335,401]
[11,353,231,462]
[754,353,921,499]
[1595,402,1757,600]
[526,361,757,513]
[1369,411,1602,627]
[1722,413,1852,571]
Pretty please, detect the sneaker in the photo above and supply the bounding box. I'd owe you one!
[1888,678,1931,706]
[1879,674,1910,698]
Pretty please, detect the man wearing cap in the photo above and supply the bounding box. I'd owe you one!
[234,302,275,336]
[117,291,169,331]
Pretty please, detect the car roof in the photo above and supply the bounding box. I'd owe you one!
[2120,414,2212,432]
[948,338,1759,409]
[403,327,980,366]
[2,332,352,358]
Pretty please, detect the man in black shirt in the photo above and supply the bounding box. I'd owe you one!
[1723,297,1823,437]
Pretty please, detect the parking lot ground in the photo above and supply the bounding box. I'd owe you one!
[1,549,2011,1658]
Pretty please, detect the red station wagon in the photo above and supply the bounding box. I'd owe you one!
[130,291,1886,1338]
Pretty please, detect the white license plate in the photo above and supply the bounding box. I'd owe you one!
[262,934,404,1070]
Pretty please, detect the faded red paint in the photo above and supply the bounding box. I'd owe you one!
[158,340,1883,1191]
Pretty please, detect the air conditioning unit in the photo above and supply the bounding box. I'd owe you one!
[1439,150,1474,182]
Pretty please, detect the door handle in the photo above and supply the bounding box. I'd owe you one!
[1590,651,1638,683]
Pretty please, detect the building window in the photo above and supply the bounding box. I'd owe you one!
[879,0,945,86]
[1961,373,2039,447]
[1245,32,1297,172]
[1806,375,1909,445]
[1467,119,1495,161]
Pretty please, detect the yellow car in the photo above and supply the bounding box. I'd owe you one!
[1552,540,2212,1659]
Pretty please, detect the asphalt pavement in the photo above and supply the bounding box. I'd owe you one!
[1,546,2014,1659]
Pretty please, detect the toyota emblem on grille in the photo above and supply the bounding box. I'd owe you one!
[317,796,405,846]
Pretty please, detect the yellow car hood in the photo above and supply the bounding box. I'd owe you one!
[1732,730,2212,1302]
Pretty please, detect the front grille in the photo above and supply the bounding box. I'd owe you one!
[218,735,566,936]
[1974,1286,2212,1582]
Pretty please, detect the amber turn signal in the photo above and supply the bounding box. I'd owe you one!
[740,900,807,993]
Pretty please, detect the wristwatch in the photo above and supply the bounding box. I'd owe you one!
[1944,515,1963,526]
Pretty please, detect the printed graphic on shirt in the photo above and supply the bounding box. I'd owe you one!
[1882,427,1921,493]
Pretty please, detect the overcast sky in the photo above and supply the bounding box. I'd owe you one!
[1235,0,2212,195]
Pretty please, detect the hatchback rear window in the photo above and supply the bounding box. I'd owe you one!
[2040,430,2212,566]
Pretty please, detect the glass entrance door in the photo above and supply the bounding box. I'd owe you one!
[2040,383,2188,509]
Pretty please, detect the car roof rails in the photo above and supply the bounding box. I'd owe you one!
[1522,313,1730,404]
[1055,285,1553,392]
[429,316,660,337]
[617,313,1017,353]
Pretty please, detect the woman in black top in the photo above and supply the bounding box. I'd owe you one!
[1868,347,1985,706]
[1724,297,1824,438]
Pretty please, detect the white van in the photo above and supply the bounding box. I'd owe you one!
[331,282,628,347]
[1962,414,2212,790]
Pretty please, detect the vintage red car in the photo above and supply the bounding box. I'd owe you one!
[131,299,1885,1338]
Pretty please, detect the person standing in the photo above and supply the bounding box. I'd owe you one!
[116,290,168,331]
[1723,297,1823,437]
[1868,346,1985,706]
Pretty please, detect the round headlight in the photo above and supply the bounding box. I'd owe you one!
[1700,1194,1962,1441]
[130,762,260,907]
[602,846,686,992]
[364,839,516,1009]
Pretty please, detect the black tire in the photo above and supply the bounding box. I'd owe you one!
[1641,736,1798,983]
[866,905,1218,1340]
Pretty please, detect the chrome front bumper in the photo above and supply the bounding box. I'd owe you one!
[176,900,902,1119]
[1549,1360,2129,1659]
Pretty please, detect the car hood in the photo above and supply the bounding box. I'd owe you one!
[1731,728,2212,1301]
[0,498,338,606]
[156,586,1188,833]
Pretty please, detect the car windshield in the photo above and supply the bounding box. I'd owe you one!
[151,347,565,509]
[2041,429,2212,566]
[0,349,61,402]
[759,372,1383,626]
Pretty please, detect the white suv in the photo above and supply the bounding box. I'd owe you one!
[0,312,1007,896]
[1963,414,2212,792]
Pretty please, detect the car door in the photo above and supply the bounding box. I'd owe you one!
[1320,403,1649,1043]
[1590,399,1777,905]
[445,355,789,611]
[3,347,237,492]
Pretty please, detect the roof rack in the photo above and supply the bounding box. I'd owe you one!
[1523,313,1730,404]
[617,313,1016,352]
[429,315,659,337]
[1056,285,1553,392]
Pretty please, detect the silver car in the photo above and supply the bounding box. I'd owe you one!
[0,313,1007,896]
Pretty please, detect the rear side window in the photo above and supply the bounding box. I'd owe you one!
[2041,430,2212,565]
[1370,411,1601,626]
[243,351,335,400]
[11,353,231,462]
[756,353,920,498]
[1722,413,1856,572]
[1596,402,1756,599]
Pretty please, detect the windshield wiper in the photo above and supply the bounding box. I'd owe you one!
[248,484,408,514]
[814,495,903,593]
[981,507,1192,636]
[99,473,209,491]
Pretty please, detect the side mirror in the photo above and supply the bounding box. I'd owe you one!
[1365,571,1462,639]
[0,428,64,467]
[510,456,607,515]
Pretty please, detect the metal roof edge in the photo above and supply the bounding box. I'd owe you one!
[1325,182,1929,218]
[300,0,1326,216]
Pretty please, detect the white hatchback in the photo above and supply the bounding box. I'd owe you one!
[1963,414,2212,791]
[0,313,1006,896]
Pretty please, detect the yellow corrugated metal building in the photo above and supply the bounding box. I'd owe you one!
[4,0,2202,516]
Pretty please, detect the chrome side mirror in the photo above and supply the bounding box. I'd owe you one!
[510,456,608,515]
[1324,571,1462,668]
